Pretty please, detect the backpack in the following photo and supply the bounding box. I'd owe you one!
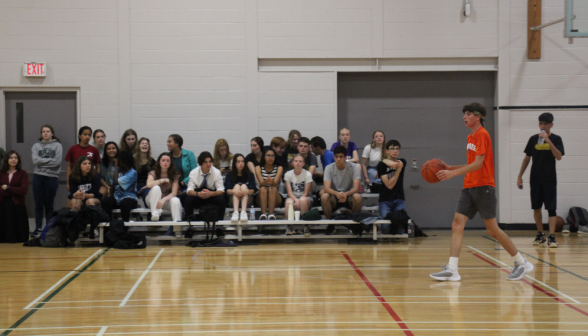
[105,220,146,249]
[567,207,588,233]
[384,209,410,235]
[40,213,66,247]
[185,204,227,247]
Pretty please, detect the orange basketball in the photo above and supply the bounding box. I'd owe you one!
[421,158,447,184]
[555,216,565,232]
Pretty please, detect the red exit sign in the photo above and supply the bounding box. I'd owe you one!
[23,62,46,77]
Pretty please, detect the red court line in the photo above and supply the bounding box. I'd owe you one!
[470,252,588,318]
[341,251,414,336]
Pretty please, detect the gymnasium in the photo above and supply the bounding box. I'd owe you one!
[1,0,588,334]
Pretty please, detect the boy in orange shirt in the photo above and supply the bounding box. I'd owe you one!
[430,102,533,282]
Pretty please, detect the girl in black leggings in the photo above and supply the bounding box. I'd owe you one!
[101,151,138,221]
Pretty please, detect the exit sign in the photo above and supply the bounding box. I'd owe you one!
[23,62,46,77]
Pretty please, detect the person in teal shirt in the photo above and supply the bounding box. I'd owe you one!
[166,134,197,192]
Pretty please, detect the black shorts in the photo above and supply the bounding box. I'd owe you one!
[530,183,557,210]
[456,186,496,220]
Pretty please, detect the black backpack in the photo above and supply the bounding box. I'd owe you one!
[567,207,588,233]
[105,219,146,249]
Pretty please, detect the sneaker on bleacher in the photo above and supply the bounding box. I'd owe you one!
[231,211,239,223]
[239,211,248,223]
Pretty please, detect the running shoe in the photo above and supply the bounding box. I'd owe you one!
[506,259,534,281]
[430,265,461,281]
[562,224,570,234]
[231,211,239,223]
[547,234,558,248]
[533,232,546,245]
[304,225,311,237]
[285,225,293,235]
[578,225,588,234]
[30,228,42,238]
[325,225,336,235]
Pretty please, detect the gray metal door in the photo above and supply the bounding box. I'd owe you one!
[338,72,495,229]
[5,92,77,216]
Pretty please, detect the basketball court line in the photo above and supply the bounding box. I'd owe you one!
[483,235,588,282]
[468,245,581,304]
[42,294,575,304]
[0,249,110,336]
[341,251,413,336]
[119,248,165,307]
[96,327,108,336]
[22,328,588,335]
[26,300,588,310]
[23,249,104,310]
[5,321,588,332]
[469,247,588,318]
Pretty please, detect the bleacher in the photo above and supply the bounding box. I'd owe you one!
[82,193,411,243]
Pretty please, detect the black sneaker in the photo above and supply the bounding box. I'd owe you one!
[533,232,546,245]
[547,234,557,248]
[30,228,42,238]
[325,225,336,235]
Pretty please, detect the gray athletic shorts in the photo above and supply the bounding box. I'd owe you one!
[456,186,496,220]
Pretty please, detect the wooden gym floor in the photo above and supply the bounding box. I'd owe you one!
[1,230,588,335]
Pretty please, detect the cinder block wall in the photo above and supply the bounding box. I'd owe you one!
[1,0,586,223]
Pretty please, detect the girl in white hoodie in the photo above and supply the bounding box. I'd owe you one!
[30,125,63,237]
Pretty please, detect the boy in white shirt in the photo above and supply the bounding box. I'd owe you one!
[284,155,314,236]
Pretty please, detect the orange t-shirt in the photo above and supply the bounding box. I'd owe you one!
[463,127,495,189]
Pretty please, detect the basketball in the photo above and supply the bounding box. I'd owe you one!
[421,158,447,184]
[555,216,566,232]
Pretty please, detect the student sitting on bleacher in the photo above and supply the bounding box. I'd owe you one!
[101,151,138,222]
[146,152,182,223]
[68,156,102,212]
[284,155,314,236]
[185,152,226,221]
[225,154,256,223]
[255,148,284,220]
[321,146,362,234]
[310,136,335,181]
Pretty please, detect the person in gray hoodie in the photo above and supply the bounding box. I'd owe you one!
[30,125,63,237]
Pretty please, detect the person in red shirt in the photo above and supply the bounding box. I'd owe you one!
[430,102,533,282]
[65,126,101,191]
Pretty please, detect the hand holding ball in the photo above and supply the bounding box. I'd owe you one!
[421,159,447,184]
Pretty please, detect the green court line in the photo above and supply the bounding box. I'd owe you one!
[0,248,110,336]
[482,235,588,283]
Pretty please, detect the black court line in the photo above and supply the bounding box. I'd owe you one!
[0,248,110,336]
[482,235,588,283]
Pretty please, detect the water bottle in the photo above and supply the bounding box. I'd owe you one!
[250,205,255,221]
[538,130,546,145]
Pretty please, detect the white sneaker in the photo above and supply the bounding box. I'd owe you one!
[240,211,248,223]
[430,265,461,281]
[151,210,160,222]
[231,211,239,223]
[506,259,534,281]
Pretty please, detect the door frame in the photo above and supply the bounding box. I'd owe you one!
[0,86,81,149]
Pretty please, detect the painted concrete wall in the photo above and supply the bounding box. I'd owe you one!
[1,0,586,223]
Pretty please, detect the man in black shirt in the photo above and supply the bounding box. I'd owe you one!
[517,112,564,248]
[377,140,406,234]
